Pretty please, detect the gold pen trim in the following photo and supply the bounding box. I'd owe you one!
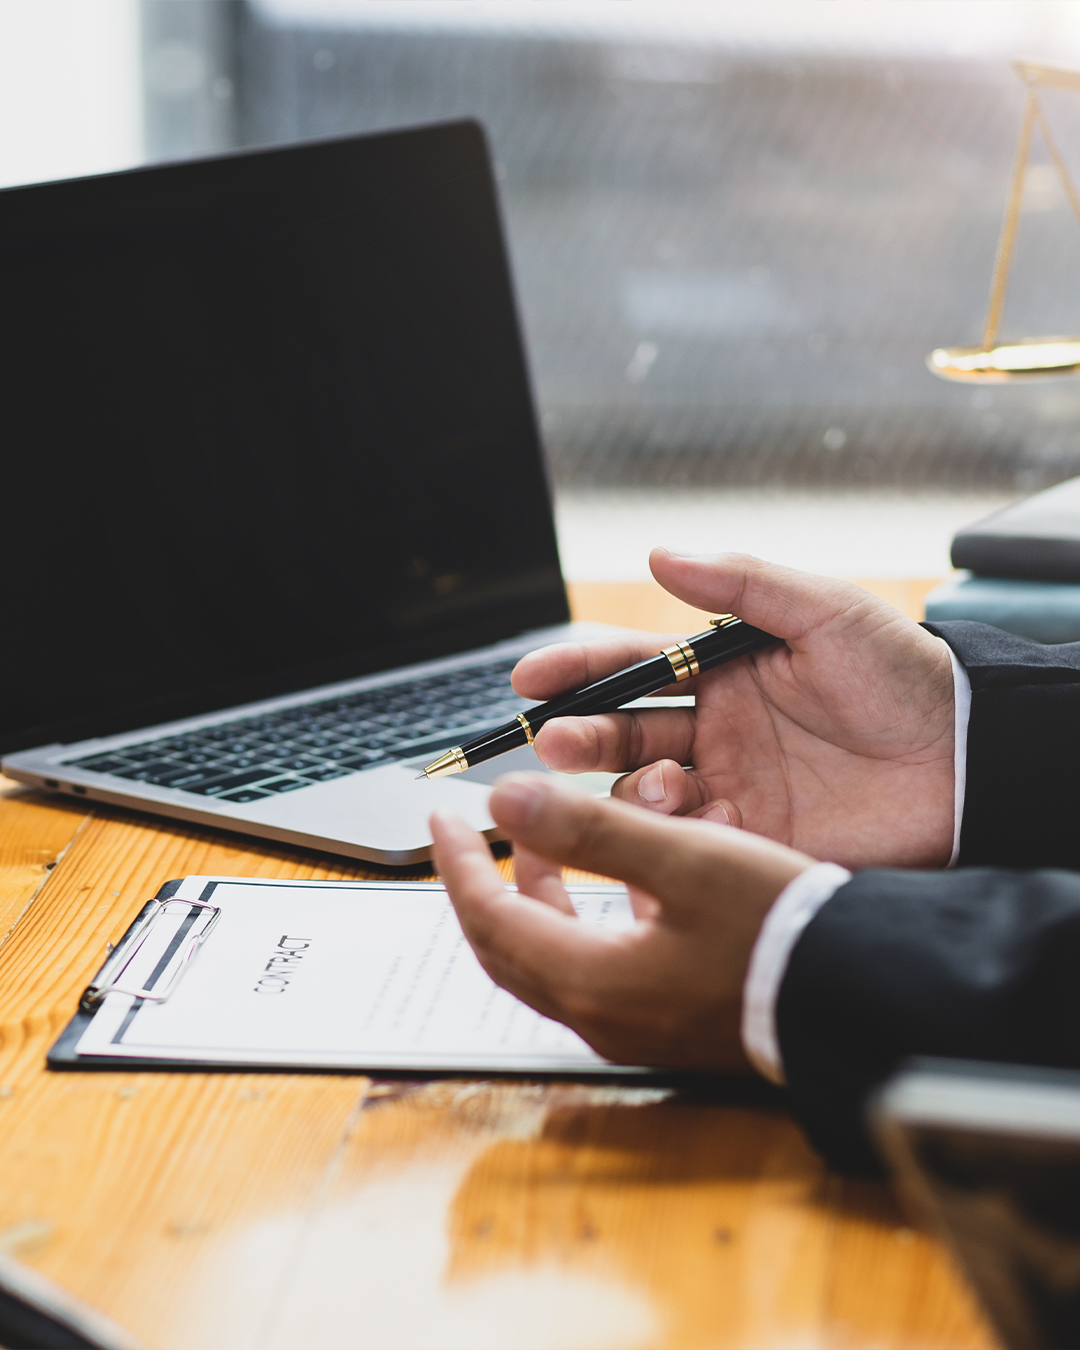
[662,639,699,682]
[421,745,470,778]
[515,712,535,746]
[679,639,700,678]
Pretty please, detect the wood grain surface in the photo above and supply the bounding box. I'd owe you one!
[0,578,995,1349]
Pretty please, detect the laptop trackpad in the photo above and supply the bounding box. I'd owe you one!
[454,744,618,796]
[454,744,551,784]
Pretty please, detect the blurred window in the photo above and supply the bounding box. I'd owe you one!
[141,1,1080,491]
[0,0,140,188]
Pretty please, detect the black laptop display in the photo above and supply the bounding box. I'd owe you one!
[0,120,567,757]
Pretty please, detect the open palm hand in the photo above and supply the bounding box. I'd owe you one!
[512,551,956,870]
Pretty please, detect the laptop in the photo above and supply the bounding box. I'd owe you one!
[0,120,611,865]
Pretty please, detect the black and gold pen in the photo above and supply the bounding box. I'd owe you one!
[418,615,781,779]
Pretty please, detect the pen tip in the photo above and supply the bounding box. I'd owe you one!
[414,772,428,780]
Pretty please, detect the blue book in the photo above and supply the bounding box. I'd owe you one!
[924,574,1080,644]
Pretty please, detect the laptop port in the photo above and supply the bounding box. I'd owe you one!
[71,785,87,795]
[44,779,58,788]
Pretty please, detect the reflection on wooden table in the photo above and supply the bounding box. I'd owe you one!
[0,578,996,1348]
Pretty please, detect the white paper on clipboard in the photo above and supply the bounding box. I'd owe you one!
[73,876,646,1074]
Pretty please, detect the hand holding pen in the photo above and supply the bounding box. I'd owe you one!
[484,552,958,868]
[425,550,959,871]
[420,614,779,779]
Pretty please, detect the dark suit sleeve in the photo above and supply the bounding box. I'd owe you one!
[924,620,1080,868]
[777,622,1080,1173]
[777,867,1080,1173]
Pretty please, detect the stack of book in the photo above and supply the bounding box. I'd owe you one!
[924,477,1080,643]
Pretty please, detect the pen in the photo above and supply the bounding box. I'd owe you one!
[418,614,782,779]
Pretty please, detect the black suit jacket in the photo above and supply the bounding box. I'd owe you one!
[777,621,1080,1172]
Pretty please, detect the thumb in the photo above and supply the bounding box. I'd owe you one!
[648,549,884,646]
[488,772,810,923]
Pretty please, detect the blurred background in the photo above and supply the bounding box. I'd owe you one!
[7,0,1080,582]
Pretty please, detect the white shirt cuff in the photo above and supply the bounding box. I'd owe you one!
[946,642,971,868]
[740,861,852,1084]
[738,640,972,1084]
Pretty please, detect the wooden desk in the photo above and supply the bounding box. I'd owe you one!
[0,579,996,1350]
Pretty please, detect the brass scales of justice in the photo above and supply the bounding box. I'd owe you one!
[929,59,1080,383]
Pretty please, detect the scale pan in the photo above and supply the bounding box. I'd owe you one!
[927,337,1080,382]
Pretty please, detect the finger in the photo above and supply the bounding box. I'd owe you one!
[431,809,570,1019]
[686,798,743,829]
[488,774,808,919]
[610,760,700,815]
[511,635,689,701]
[516,794,665,922]
[649,548,884,646]
[532,706,695,774]
[430,809,636,1022]
[513,844,576,915]
[626,883,661,922]
[609,762,744,825]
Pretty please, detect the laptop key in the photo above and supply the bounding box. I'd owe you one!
[258,777,310,793]
[108,762,209,788]
[112,759,186,781]
[186,768,284,796]
[332,722,378,737]
[152,766,225,788]
[219,788,273,803]
[398,719,441,737]
[443,711,485,727]
[65,755,135,775]
[111,745,173,765]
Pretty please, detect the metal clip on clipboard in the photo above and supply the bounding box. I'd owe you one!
[79,898,221,1012]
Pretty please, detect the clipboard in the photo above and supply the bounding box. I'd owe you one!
[49,876,656,1078]
[50,879,215,1072]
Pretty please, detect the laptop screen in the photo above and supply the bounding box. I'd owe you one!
[0,122,567,753]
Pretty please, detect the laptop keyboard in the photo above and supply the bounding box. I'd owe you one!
[63,658,529,804]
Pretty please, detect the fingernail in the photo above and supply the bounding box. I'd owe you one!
[638,764,666,803]
[491,773,547,827]
[702,802,732,826]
